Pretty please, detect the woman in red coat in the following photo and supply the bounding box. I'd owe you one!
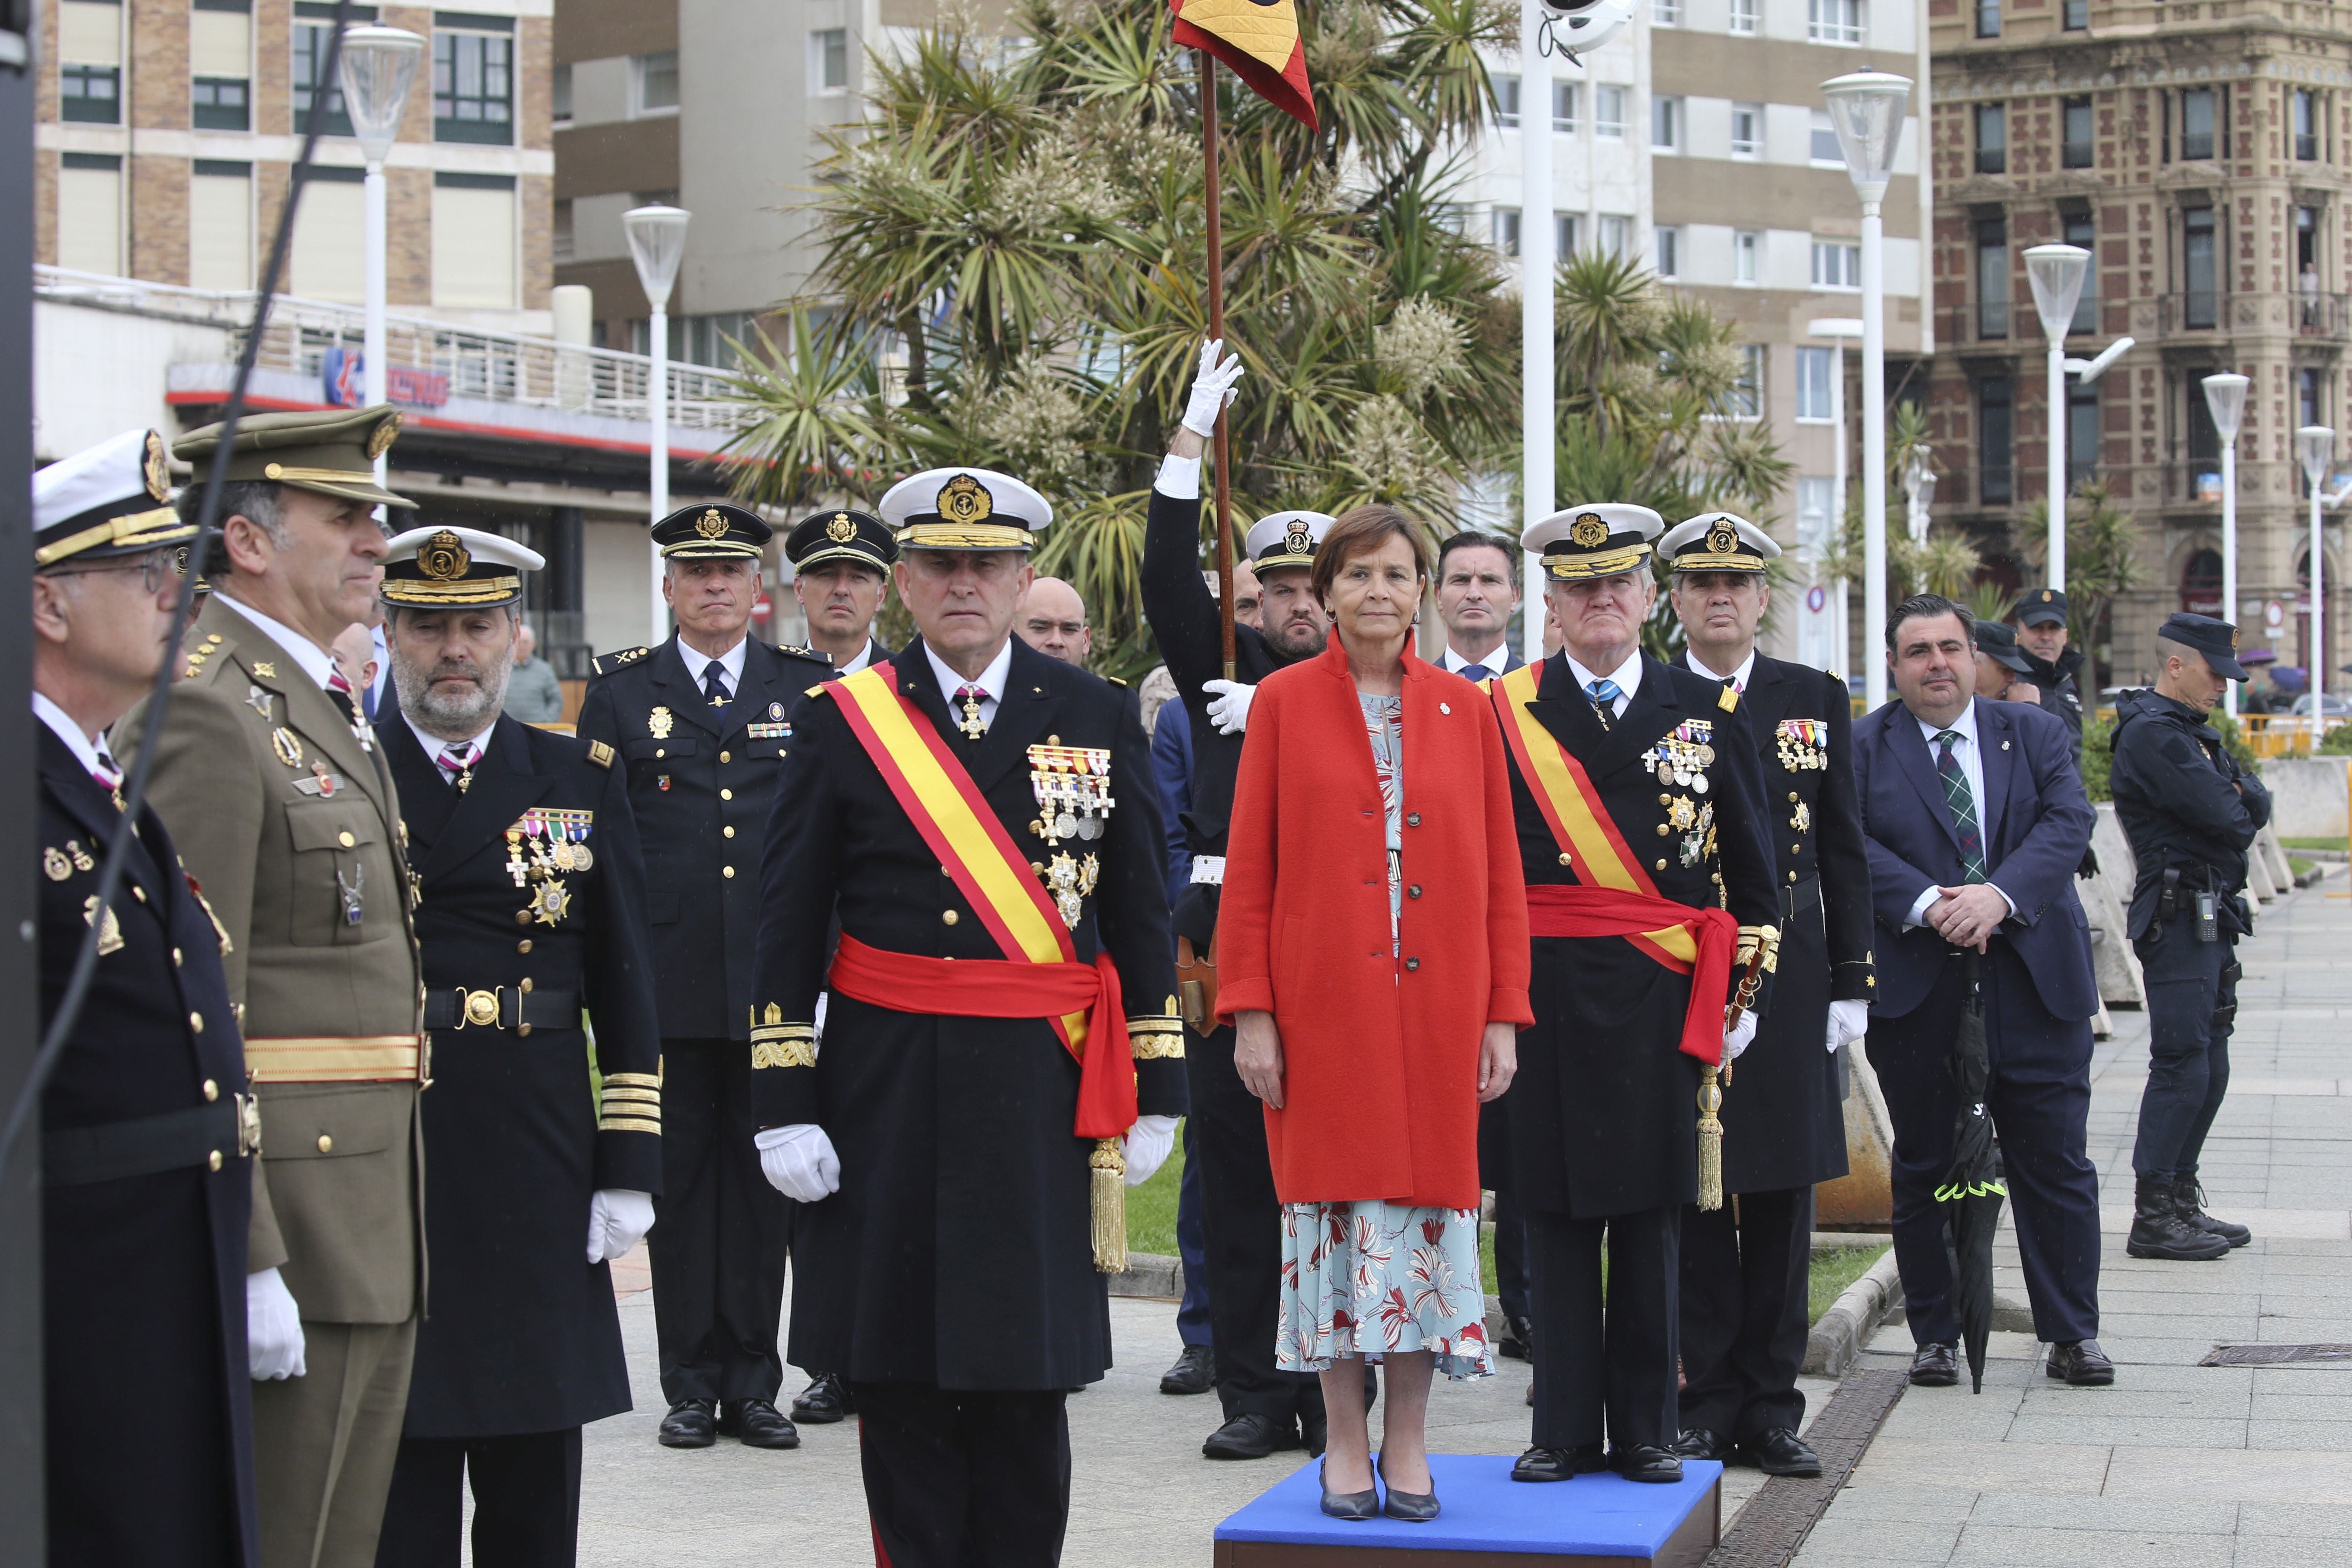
[1217,505,1534,1523]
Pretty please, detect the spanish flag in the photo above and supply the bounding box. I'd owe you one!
[1171,0,1317,129]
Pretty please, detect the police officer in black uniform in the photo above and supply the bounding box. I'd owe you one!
[2014,588,2087,769]
[1496,503,1779,1489]
[368,526,664,1566]
[575,503,833,1449]
[2110,612,2269,1263]
[750,466,1186,1566]
[1661,514,1875,1479]
[34,429,261,1568]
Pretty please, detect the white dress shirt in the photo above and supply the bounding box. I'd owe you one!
[36,693,117,781]
[926,637,1015,735]
[1563,648,1643,719]
[403,713,500,782]
[368,621,391,714]
[837,637,882,677]
[1904,700,2014,926]
[1441,644,1511,677]
[674,633,750,701]
[1686,647,1757,693]
[216,593,338,691]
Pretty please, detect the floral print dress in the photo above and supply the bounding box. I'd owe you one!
[1273,692,1492,1381]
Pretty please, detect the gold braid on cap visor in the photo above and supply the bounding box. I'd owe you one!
[260,464,385,486]
[381,576,524,606]
[658,539,764,559]
[34,505,195,566]
[1542,543,1653,580]
[1670,553,1769,573]
[896,523,1036,550]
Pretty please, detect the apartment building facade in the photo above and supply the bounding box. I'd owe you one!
[1922,0,2351,691]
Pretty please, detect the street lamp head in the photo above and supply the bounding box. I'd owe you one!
[336,25,424,167]
[2299,425,2337,488]
[2024,245,2092,344]
[2202,372,2250,445]
[624,205,693,311]
[1819,71,1912,203]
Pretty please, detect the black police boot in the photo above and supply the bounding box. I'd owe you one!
[2126,1173,2230,1261]
[2172,1172,2253,1249]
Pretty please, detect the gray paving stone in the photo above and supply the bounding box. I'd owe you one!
[1950,1523,2235,1568]
[2005,1415,2248,1449]
[1965,1494,2238,1534]
[1801,1518,1968,1559]
[2245,1419,2352,1450]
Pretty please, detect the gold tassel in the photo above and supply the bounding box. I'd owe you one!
[1090,1138,1128,1273]
[1695,1068,1725,1211]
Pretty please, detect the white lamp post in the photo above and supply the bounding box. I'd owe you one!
[1808,316,1862,683]
[2202,372,2249,715]
[1519,0,1555,666]
[1822,70,1911,711]
[2023,244,2091,591]
[625,204,691,646]
[336,25,423,487]
[2299,424,2335,728]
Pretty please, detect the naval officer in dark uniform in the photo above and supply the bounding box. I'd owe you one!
[367,526,663,1567]
[750,466,1186,1566]
[1494,504,1780,1488]
[34,429,262,1568]
[574,503,832,1450]
[1661,514,1875,1478]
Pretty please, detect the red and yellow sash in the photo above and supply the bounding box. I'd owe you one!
[821,664,1135,1138]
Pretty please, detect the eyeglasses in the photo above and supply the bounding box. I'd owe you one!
[49,552,189,593]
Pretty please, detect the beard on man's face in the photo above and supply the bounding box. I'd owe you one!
[393,639,514,739]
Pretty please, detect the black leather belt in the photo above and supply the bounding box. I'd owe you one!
[423,986,579,1036]
[1781,873,1822,925]
[44,1094,258,1186]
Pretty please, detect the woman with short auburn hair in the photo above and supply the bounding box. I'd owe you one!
[1216,502,1534,1523]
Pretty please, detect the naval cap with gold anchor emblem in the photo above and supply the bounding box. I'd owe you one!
[878,467,1053,551]
[32,427,200,570]
[652,500,773,561]
[1522,502,1665,581]
[379,525,545,610]
[1658,511,1783,574]
[1243,510,1336,573]
[784,507,898,576]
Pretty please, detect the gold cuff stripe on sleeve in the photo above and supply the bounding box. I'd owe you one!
[1132,1034,1186,1060]
[603,1071,662,1088]
[751,1038,818,1069]
[601,1087,662,1107]
[598,1115,662,1136]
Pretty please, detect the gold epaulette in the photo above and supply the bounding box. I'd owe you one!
[1105,675,1129,687]
[592,646,651,677]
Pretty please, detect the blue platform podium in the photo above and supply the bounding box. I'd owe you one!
[1210,1456,1721,1567]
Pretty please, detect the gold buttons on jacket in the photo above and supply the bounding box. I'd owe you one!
[1558,852,1573,866]
[518,939,533,953]
[1655,859,1666,871]
[720,789,733,801]
[317,1134,334,1153]
[172,947,184,966]
[202,1079,219,1102]
[132,886,147,902]
[1656,823,1670,837]
[209,1150,223,1171]
[338,831,356,848]
[724,826,735,838]
[1791,844,1801,854]
[519,978,534,993]
[189,1012,204,1032]
[943,910,960,926]
[1659,794,1671,806]
[516,910,532,925]
[655,748,666,759]
[1788,792,1799,803]
[723,866,736,878]
[719,750,731,764]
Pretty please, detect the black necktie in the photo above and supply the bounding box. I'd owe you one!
[703,664,730,706]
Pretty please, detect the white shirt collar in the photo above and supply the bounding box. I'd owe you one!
[35,693,114,779]
[838,637,881,677]
[1687,646,1757,693]
[1441,643,1509,674]
[1915,699,1980,750]
[1563,647,1643,714]
[216,593,340,691]
[403,711,500,770]
[673,632,749,692]
[925,637,1015,709]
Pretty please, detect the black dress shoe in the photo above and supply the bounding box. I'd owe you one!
[2046,1340,2116,1386]
[789,1372,853,1424]
[1741,1427,1822,1477]
[723,1398,801,1450]
[1909,1342,1960,1387]
[1202,1412,1300,1460]
[1667,1427,1735,1463]
[1498,1314,1538,1362]
[1160,1344,1215,1396]
[1612,1444,1684,1484]
[657,1399,716,1449]
[1377,1455,1440,1522]
[1318,1460,1380,1520]
[1299,1411,1328,1458]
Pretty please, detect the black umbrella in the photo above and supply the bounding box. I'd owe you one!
[1936,949,2006,1394]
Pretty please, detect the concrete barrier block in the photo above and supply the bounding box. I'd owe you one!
[2093,803,2138,892]
[1815,1039,1895,1229]
[2259,822,2295,887]
[2076,859,2146,1009]
[2249,842,2279,902]
[2259,757,2351,839]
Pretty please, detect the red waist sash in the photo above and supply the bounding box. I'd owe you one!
[827,932,1137,1138]
[1525,885,1738,1067]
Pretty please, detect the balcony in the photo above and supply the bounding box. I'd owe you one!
[2161,292,2224,333]
[1977,300,2012,340]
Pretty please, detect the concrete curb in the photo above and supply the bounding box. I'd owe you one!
[1802,1248,1905,1378]
[1110,1251,1183,1299]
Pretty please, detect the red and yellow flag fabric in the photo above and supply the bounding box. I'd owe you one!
[1171,0,1317,129]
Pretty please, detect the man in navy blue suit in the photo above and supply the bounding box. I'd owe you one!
[1854,595,2112,1388]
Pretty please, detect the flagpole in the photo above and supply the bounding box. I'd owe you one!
[1200,49,1236,681]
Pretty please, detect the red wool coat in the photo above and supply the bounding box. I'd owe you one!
[1216,633,1534,1210]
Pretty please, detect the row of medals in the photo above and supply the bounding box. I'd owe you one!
[505,813,593,926]
[1653,734,1718,869]
[1028,745,1112,929]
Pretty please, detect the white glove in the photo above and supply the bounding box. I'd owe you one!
[1827,998,1871,1054]
[755,1123,840,1202]
[1182,338,1246,437]
[247,1266,307,1381]
[1722,1011,1759,1063]
[1202,679,1255,735]
[1123,1114,1180,1187]
[587,1188,656,1264]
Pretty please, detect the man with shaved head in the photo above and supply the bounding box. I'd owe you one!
[1019,576,1092,665]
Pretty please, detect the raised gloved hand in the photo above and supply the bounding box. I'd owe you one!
[1722,1011,1759,1063]
[1182,339,1246,437]
[586,1188,656,1264]
[1826,998,1870,1054]
[247,1266,307,1381]
[1202,680,1255,735]
[755,1123,840,1202]
[1122,1114,1180,1187]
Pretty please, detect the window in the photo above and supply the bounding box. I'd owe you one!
[1976,103,2006,174]
[810,28,849,94]
[1596,85,1626,138]
[61,65,120,124]
[1812,239,1861,289]
[2063,0,2087,26]
[292,4,378,137]
[1796,477,1834,556]
[1493,74,1519,129]
[1493,207,1521,257]
[1656,226,1681,278]
[2068,379,2099,486]
[1733,229,1760,284]
[1554,82,1578,134]
[552,62,572,124]
[1977,216,2009,338]
[434,22,515,146]
[57,152,123,276]
[431,171,516,308]
[1976,0,1999,37]
[1730,0,1758,32]
[1729,345,1763,417]
[2302,366,2323,430]
[2299,207,2322,324]
[2186,371,2222,475]
[289,164,365,301]
[2063,98,2093,168]
[1558,213,1581,256]
[2295,89,2318,162]
[1731,103,1762,159]
[190,0,250,129]
[1653,96,1682,152]
[1654,0,1681,23]
[2183,206,2217,328]
[635,50,679,114]
[1980,377,2014,504]
[189,159,251,292]
[2181,88,2215,161]
[553,198,573,264]
[1598,214,1632,260]
[1811,110,1844,165]
[1808,0,1863,45]
[2066,213,2097,334]
[1797,345,1835,421]
[191,77,251,131]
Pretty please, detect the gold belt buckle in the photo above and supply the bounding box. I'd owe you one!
[460,987,502,1029]
[235,1092,262,1157]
